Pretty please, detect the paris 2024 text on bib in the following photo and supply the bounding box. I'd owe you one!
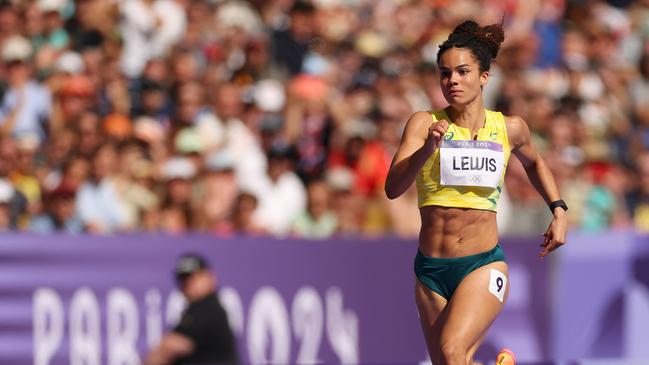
[439,140,504,188]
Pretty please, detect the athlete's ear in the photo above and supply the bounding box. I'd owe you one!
[480,71,489,86]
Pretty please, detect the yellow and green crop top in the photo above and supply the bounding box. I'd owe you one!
[415,109,511,212]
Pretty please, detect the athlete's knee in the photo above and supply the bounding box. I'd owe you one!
[440,339,469,364]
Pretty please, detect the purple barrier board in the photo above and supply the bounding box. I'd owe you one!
[0,234,552,365]
[550,232,649,364]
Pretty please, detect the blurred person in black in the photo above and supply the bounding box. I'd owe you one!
[271,1,316,76]
[144,254,238,365]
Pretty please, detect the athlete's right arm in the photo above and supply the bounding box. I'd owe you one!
[385,112,449,199]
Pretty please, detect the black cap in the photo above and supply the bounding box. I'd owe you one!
[267,142,297,161]
[141,78,165,93]
[290,1,315,14]
[174,254,209,281]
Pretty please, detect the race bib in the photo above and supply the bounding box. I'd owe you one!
[439,140,504,188]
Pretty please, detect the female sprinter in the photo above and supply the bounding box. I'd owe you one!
[384,20,568,365]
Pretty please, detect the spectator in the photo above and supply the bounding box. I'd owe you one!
[242,144,306,236]
[292,178,338,238]
[132,78,173,127]
[160,156,197,226]
[0,0,642,236]
[0,178,15,231]
[628,152,649,232]
[9,133,42,218]
[30,183,83,234]
[32,0,70,52]
[114,140,159,229]
[326,167,364,236]
[144,253,239,365]
[0,35,51,142]
[271,1,317,76]
[118,0,186,78]
[215,191,267,236]
[75,142,128,233]
[194,150,238,231]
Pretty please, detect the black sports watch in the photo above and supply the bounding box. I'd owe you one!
[549,199,568,213]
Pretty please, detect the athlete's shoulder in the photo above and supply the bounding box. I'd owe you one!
[400,111,438,140]
[405,110,437,126]
[503,114,527,129]
[503,114,530,146]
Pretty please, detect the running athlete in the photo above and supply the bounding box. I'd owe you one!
[385,20,568,365]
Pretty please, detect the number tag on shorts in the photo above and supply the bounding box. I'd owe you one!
[488,269,507,303]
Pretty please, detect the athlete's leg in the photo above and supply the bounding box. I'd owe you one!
[438,261,509,365]
[415,278,449,365]
[466,332,487,365]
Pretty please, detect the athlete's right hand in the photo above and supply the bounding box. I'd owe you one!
[423,119,450,154]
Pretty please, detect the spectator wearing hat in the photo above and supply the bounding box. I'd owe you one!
[132,78,172,128]
[325,167,364,235]
[41,50,83,95]
[32,0,70,52]
[113,140,159,229]
[102,114,133,141]
[0,35,52,142]
[30,183,83,233]
[144,254,239,365]
[157,156,198,233]
[194,150,238,231]
[9,133,43,224]
[56,75,96,126]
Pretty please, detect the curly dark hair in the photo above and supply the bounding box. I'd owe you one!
[437,20,505,72]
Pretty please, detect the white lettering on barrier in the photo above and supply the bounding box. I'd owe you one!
[33,288,64,365]
[32,286,359,365]
[292,286,323,365]
[107,288,140,365]
[326,287,359,365]
[144,289,162,349]
[69,288,101,365]
[247,287,291,365]
[165,290,186,327]
[218,286,244,336]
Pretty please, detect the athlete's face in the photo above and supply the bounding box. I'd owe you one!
[438,48,488,107]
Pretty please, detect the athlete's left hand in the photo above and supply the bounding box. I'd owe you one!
[540,210,568,257]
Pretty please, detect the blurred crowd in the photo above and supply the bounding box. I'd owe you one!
[0,0,646,237]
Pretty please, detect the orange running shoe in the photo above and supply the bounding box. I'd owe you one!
[496,348,515,365]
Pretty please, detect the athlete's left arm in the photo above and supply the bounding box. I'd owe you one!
[506,115,568,257]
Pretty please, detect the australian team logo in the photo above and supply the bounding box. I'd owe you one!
[443,132,454,141]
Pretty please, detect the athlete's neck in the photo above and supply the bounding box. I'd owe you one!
[446,99,486,136]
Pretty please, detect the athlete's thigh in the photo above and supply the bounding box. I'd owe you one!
[440,261,509,352]
[415,278,449,364]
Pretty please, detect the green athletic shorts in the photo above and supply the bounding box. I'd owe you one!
[414,244,506,300]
